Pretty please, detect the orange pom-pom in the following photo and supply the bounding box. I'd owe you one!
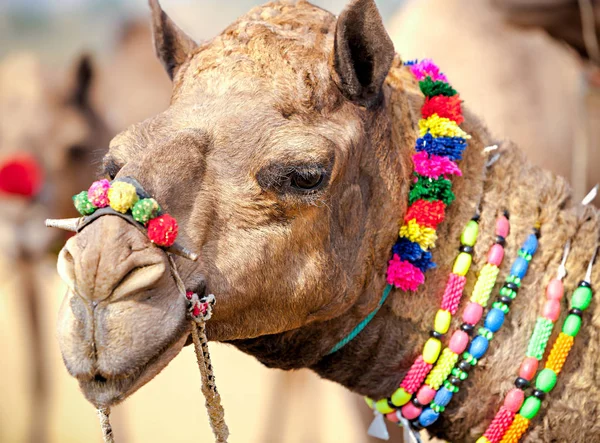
[147,214,178,247]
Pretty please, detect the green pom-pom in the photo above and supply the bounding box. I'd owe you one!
[419,77,457,97]
[409,174,455,205]
[73,191,96,215]
[132,198,161,224]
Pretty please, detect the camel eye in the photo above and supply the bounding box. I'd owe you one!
[102,157,122,180]
[290,170,324,191]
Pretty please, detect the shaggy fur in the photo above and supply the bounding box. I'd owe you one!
[55,1,600,442]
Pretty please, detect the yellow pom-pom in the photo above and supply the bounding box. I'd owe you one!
[108,182,139,214]
[399,219,437,250]
[419,115,470,139]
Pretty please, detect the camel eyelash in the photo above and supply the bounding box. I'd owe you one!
[102,157,123,180]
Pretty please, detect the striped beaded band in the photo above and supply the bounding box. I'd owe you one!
[497,249,597,443]
[387,59,470,292]
[415,228,540,429]
[72,178,178,247]
[476,241,571,443]
[366,215,482,415]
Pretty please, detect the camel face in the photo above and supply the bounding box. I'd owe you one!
[0,54,109,256]
[56,0,399,407]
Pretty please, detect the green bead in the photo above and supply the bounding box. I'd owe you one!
[535,368,557,393]
[493,301,510,314]
[73,191,96,215]
[562,314,582,337]
[571,286,593,311]
[461,220,479,247]
[132,198,161,225]
[520,396,542,419]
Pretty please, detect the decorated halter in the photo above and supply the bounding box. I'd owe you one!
[45,176,230,443]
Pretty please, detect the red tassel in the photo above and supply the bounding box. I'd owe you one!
[422,95,464,125]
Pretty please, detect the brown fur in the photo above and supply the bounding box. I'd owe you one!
[54,1,600,442]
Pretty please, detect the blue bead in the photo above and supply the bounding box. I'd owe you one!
[523,234,538,255]
[434,387,454,407]
[419,408,440,427]
[469,335,489,359]
[484,308,505,333]
[511,257,529,279]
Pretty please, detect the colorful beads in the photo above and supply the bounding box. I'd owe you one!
[545,333,573,374]
[470,264,500,306]
[499,414,530,443]
[546,279,564,301]
[571,285,593,310]
[400,357,434,393]
[526,317,554,360]
[484,308,505,333]
[519,397,541,420]
[504,389,525,413]
[434,309,452,334]
[448,330,469,354]
[87,179,110,208]
[562,314,582,337]
[147,214,179,247]
[375,398,394,414]
[390,387,412,407]
[469,335,489,359]
[542,300,561,321]
[453,252,473,276]
[496,215,510,238]
[463,302,484,324]
[518,357,538,381]
[440,274,467,314]
[488,244,505,266]
[132,198,161,225]
[510,257,529,280]
[425,348,458,389]
[417,385,437,405]
[461,220,479,246]
[423,337,442,364]
[535,368,557,393]
[401,402,422,420]
[73,191,96,215]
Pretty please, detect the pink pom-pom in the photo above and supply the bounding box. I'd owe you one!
[88,179,110,208]
[387,254,424,291]
[147,214,179,247]
[412,151,462,179]
[410,59,448,82]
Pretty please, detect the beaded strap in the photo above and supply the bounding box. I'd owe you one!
[416,229,540,429]
[497,261,596,443]
[391,215,509,422]
[476,242,571,443]
[386,59,470,292]
[367,216,481,415]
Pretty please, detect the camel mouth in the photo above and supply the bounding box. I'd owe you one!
[76,324,190,408]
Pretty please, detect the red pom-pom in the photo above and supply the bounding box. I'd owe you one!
[0,154,43,197]
[422,95,464,125]
[405,199,446,229]
[147,214,178,247]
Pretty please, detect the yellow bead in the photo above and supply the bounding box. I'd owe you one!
[461,220,479,246]
[452,252,472,276]
[422,337,442,364]
[375,398,394,414]
[390,388,411,407]
[476,437,491,443]
[365,397,374,409]
[434,309,452,334]
[108,182,139,214]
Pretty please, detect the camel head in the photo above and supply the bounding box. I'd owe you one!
[0,53,110,256]
[55,0,406,408]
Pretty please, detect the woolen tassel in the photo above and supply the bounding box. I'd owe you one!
[410,59,449,82]
[392,238,436,272]
[422,95,464,124]
[419,115,471,139]
[404,199,446,229]
[387,255,425,291]
[415,133,467,161]
[147,214,179,247]
[413,151,462,179]
[409,174,456,206]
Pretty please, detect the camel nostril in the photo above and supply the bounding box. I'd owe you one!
[94,374,108,383]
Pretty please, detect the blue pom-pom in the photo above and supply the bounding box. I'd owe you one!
[392,238,436,272]
[484,308,505,333]
[469,335,489,359]
[419,408,440,427]
[511,256,529,279]
[434,387,454,407]
[523,234,539,255]
[415,133,467,161]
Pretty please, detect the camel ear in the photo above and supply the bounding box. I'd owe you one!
[70,54,94,108]
[149,0,197,80]
[332,0,395,107]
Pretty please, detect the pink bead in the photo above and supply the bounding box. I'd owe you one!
[504,388,525,413]
[462,302,483,324]
[519,357,539,381]
[416,385,437,405]
[496,216,510,238]
[401,402,422,420]
[449,330,469,353]
[543,300,561,322]
[386,412,400,423]
[487,244,505,266]
[546,279,564,301]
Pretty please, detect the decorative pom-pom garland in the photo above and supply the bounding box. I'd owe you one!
[73,179,178,247]
[387,59,470,293]
[0,154,44,198]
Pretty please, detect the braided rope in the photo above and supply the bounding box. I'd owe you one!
[526,318,554,360]
[484,406,515,443]
[97,407,114,443]
[545,333,574,375]
[441,273,467,314]
[499,414,530,443]
[470,263,500,306]
[425,348,459,390]
[400,356,433,393]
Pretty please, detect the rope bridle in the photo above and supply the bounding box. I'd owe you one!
[96,255,229,443]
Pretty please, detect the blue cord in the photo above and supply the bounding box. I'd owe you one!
[326,284,392,355]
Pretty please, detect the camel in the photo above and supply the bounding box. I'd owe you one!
[388,0,599,204]
[50,1,600,442]
[0,53,110,442]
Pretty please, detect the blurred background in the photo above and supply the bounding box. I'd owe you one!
[0,0,598,442]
